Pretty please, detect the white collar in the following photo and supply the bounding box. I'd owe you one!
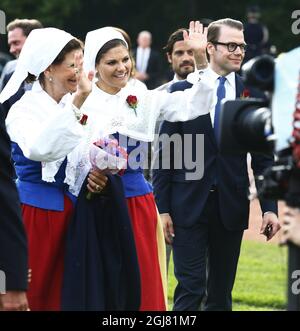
[207,67,236,87]
[173,74,181,83]
[225,71,236,87]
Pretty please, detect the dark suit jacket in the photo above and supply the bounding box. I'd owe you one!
[0,104,28,290]
[133,48,163,89]
[152,74,277,231]
[1,71,26,118]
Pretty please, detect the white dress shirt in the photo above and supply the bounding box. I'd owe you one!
[136,47,151,73]
[187,67,236,127]
[155,74,180,92]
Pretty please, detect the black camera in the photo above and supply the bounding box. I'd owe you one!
[219,52,300,205]
[219,54,275,154]
[218,49,300,310]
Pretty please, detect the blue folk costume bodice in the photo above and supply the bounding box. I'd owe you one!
[11,142,76,211]
[113,133,152,198]
[12,131,152,210]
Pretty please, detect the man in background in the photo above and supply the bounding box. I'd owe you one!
[133,30,163,89]
[243,5,270,63]
[157,28,196,92]
[154,28,196,268]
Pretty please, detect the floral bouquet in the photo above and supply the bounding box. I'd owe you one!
[87,137,127,199]
[89,137,127,173]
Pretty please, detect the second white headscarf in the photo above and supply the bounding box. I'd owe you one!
[83,27,128,74]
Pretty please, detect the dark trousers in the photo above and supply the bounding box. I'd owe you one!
[172,191,244,311]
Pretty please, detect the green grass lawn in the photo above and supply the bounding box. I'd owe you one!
[167,240,287,311]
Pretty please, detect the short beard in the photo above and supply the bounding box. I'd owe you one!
[177,70,192,80]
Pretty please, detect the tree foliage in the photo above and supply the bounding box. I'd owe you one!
[1,0,299,53]
[1,0,81,27]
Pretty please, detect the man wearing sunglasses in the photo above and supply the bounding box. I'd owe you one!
[153,18,280,311]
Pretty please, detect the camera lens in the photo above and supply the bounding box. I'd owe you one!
[242,55,274,92]
[234,105,274,152]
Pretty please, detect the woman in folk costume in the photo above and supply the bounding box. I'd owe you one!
[0,28,108,310]
[80,21,214,311]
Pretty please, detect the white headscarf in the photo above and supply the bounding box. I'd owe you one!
[83,27,128,73]
[0,27,74,103]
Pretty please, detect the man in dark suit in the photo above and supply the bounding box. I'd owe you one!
[0,104,28,310]
[133,30,163,89]
[152,18,280,311]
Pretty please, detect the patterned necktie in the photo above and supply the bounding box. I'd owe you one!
[214,76,226,142]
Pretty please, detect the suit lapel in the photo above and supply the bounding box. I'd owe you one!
[207,114,217,149]
[235,74,244,98]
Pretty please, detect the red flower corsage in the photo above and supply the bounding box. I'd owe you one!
[72,104,88,125]
[79,114,88,125]
[240,89,250,99]
[126,95,138,116]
